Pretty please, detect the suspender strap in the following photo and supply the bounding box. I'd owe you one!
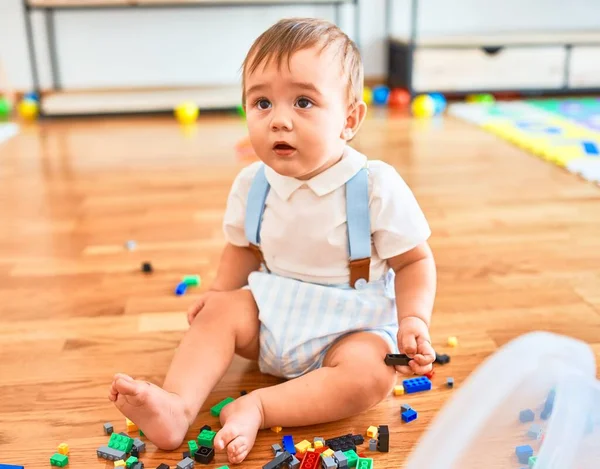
[345,167,371,288]
[244,164,271,270]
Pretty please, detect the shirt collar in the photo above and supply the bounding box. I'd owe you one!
[264,146,367,201]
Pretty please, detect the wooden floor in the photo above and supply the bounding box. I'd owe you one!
[1,108,599,469]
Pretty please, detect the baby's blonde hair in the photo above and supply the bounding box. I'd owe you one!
[241,18,363,106]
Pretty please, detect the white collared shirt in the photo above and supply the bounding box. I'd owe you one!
[223,146,431,285]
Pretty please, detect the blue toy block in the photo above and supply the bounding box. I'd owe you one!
[0,465,25,469]
[527,424,543,440]
[282,435,296,455]
[175,282,188,296]
[401,404,412,413]
[401,409,417,423]
[402,377,432,394]
[541,389,555,420]
[519,409,535,423]
[515,445,533,464]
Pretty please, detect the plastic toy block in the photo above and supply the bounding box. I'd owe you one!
[131,448,139,459]
[393,385,405,396]
[282,435,297,455]
[384,353,410,366]
[356,458,373,469]
[57,443,69,455]
[529,456,538,468]
[0,465,25,469]
[515,445,534,464]
[194,446,214,464]
[156,464,170,469]
[271,444,282,455]
[175,282,188,296]
[519,409,535,423]
[289,456,300,469]
[527,424,543,440]
[541,389,555,420]
[263,451,292,469]
[366,426,378,438]
[139,430,144,437]
[126,456,138,468]
[352,434,364,445]
[298,451,319,469]
[322,456,337,469]
[377,425,389,453]
[240,390,248,396]
[402,376,432,394]
[176,457,194,469]
[141,262,153,273]
[368,439,377,451]
[183,275,201,287]
[424,370,435,380]
[109,433,134,453]
[104,423,114,435]
[182,451,190,459]
[187,440,198,456]
[197,429,216,448]
[210,397,235,417]
[97,445,127,461]
[50,454,68,467]
[325,434,357,452]
[343,450,358,468]
[131,463,144,469]
[294,439,311,454]
[125,240,137,251]
[125,418,139,432]
[447,336,458,347]
[216,467,231,469]
[402,408,418,423]
[271,426,282,433]
[115,461,126,468]
[313,440,323,449]
[401,403,412,412]
[435,354,450,365]
[322,448,334,458]
[447,377,454,388]
[333,451,348,469]
[132,438,145,453]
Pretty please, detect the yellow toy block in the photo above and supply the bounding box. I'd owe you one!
[447,336,458,347]
[307,447,315,452]
[393,385,405,396]
[366,425,378,439]
[271,426,282,433]
[314,440,324,449]
[323,449,335,458]
[115,460,126,467]
[126,418,138,432]
[57,443,69,455]
[295,439,312,454]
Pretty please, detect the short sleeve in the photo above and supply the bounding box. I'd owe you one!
[369,161,431,259]
[222,162,263,247]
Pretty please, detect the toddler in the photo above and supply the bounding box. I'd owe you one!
[109,17,436,464]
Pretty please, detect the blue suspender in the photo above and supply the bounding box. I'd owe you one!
[245,164,371,287]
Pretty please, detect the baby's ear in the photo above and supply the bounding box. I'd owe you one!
[342,101,367,141]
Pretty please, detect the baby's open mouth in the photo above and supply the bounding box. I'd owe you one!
[273,143,295,151]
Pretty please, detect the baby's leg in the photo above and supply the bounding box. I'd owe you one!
[108,290,259,450]
[214,331,395,463]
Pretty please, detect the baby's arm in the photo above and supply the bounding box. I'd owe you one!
[387,241,437,374]
[211,243,261,291]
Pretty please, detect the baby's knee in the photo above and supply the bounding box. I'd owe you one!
[350,361,396,406]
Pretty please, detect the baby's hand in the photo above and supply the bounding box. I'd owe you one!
[395,316,436,375]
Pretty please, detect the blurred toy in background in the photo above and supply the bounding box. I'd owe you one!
[0,58,15,120]
[17,97,39,120]
[388,88,411,108]
[363,86,373,106]
[372,85,390,106]
[174,101,199,125]
[466,93,495,104]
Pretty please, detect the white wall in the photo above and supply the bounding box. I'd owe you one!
[1,0,599,91]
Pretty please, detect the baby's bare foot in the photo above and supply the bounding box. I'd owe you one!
[108,373,189,450]
[214,393,264,464]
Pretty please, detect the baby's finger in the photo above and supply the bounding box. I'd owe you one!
[401,334,418,356]
[418,340,436,361]
[394,365,413,376]
[411,353,435,366]
[409,360,433,375]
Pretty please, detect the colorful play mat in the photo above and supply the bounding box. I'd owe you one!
[449,97,600,184]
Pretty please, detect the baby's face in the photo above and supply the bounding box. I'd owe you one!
[244,45,351,179]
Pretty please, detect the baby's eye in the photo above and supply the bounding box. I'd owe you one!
[295,97,313,109]
[256,99,272,110]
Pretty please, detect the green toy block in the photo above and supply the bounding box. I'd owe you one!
[188,440,199,456]
[216,466,230,469]
[126,456,138,468]
[108,433,133,453]
[344,449,359,468]
[356,458,373,469]
[50,453,68,467]
[182,275,201,287]
[139,429,144,437]
[198,429,217,448]
[529,456,537,468]
[210,397,235,417]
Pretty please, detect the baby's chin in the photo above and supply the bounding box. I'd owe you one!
[260,156,308,178]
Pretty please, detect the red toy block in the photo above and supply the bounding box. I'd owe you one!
[314,446,329,455]
[425,370,435,380]
[299,451,320,469]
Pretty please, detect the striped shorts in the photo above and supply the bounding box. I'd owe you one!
[247,270,399,379]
